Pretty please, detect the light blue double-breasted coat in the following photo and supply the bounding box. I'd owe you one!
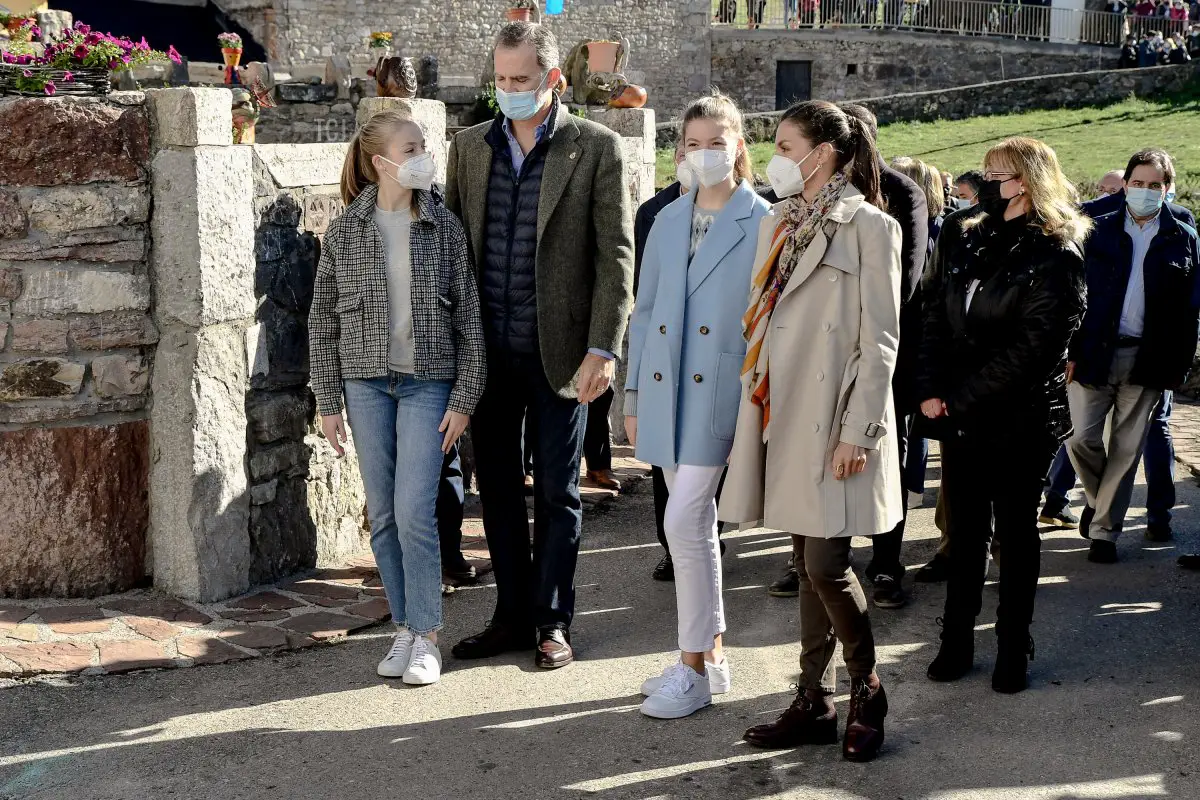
[624,180,773,469]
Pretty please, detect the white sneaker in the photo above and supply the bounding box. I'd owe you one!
[639,663,712,719]
[402,635,442,685]
[377,629,415,678]
[641,657,730,696]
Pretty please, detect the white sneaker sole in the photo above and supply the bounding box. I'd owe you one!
[402,671,441,686]
[639,694,712,719]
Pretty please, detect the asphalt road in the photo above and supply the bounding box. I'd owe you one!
[3,455,1199,800]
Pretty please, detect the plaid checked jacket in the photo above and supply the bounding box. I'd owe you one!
[309,183,487,417]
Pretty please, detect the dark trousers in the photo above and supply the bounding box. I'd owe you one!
[654,465,725,555]
[472,350,586,630]
[942,433,1053,639]
[868,398,910,578]
[583,386,614,472]
[1042,390,1174,529]
[437,444,467,569]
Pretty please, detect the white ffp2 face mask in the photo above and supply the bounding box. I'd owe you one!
[685,148,736,188]
[766,146,820,200]
[675,160,696,192]
[380,153,436,191]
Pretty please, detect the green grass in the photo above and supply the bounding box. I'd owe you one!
[657,89,1200,213]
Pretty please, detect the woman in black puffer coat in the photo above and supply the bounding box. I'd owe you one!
[915,137,1090,694]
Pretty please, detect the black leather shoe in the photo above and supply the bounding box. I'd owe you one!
[1145,524,1172,543]
[1088,539,1118,564]
[652,554,674,582]
[927,618,974,682]
[843,677,888,762]
[1178,553,1200,570]
[769,560,800,598]
[914,555,949,583]
[872,575,907,610]
[535,626,574,669]
[992,634,1034,694]
[451,623,533,660]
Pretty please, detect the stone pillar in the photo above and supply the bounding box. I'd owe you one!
[146,88,257,602]
[581,107,657,445]
[356,97,448,185]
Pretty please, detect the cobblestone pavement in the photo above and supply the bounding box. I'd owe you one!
[0,450,649,681]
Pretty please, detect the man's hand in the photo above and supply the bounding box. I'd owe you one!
[920,398,948,419]
[1065,361,1076,385]
[438,410,470,454]
[624,415,637,447]
[320,412,347,458]
[577,353,615,404]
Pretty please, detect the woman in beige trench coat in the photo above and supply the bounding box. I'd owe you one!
[720,101,902,763]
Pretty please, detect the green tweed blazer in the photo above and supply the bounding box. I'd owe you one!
[445,102,635,399]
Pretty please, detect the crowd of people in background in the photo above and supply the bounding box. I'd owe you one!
[307,17,1200,765]
[1118,26,1199,66]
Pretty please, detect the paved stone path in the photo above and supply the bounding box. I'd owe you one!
[0,449,649,681]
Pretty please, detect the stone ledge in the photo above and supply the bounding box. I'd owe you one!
[252,144,349,189]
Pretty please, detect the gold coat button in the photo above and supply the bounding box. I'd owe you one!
[693,374,703,383]
[830,273,839,282]
[699,326,710,335]
[659,325,667,334]
[654,372,662,381]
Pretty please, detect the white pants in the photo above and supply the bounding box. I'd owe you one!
[663,465,727,653]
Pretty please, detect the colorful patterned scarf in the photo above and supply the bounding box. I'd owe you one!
[741,172,850,438]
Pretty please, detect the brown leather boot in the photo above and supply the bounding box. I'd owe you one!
[843,676,888,762]
[743,688,837,749]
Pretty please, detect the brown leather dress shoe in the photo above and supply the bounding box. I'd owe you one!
[535,626,575,669]
[451,623,533,660]
[743,689,838,748]
[843,677,888,762]
[587,469,622,491]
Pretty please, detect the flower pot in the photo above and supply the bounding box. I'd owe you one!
[232,116,257,144]
[6,18,34,43]
[506,8,533,22]
[586,41,620,73]
[222,47,243,68]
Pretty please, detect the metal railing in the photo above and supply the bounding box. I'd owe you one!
[712,0,1191,45]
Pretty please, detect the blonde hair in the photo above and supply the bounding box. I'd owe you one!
[340,110,427,208]
[967,137,1092,245]
[681,90,754,184]
[891,156,945,220]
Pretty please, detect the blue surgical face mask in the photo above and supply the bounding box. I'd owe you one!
[495,72,548,121]
[1165,189,1176,205]
[1126,187,1166,218]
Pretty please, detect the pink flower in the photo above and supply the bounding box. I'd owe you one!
[137,37,149,51]
[44,81,56,96]
[168,45,182,64]
[73,45,88,59]
[84,32,101,45]
[30,25,41,38]
[108,59,119,70]
[1,53,12,64]
[74,22,91,34]
[21,69,32,77]
[63,70,74,81]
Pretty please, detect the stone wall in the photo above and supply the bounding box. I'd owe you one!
[220,0,712,120]
[247,142,366,586]
[710,27,1118,113]
[0,94,156,598]
[657,61,1200,146]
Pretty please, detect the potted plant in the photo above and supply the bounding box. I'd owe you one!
[506,0,537,22]
[218,31,243,67]
[368,31,393,50]
[2,15,39,44]
[0,22,180,97]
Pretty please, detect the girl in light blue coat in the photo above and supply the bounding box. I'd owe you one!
[624,92,772,719]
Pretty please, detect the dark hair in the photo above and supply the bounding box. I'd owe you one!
[780,100,882,208]
[955,169,985,193]
[494,21,559,71]
[1124,148,1175,186]
[838,102,879,142]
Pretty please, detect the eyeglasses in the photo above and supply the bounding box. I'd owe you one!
[983,171,1017,182]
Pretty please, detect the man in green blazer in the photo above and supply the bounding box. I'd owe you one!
[445,21,634,668]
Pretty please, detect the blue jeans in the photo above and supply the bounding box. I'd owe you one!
[472,350,586,630]
[1044,391,1174,528]
[344,373,451,635]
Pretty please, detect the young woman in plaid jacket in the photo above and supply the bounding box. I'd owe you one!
[309,110,486,686]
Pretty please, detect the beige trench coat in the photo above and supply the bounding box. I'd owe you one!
[718,185,904,539]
